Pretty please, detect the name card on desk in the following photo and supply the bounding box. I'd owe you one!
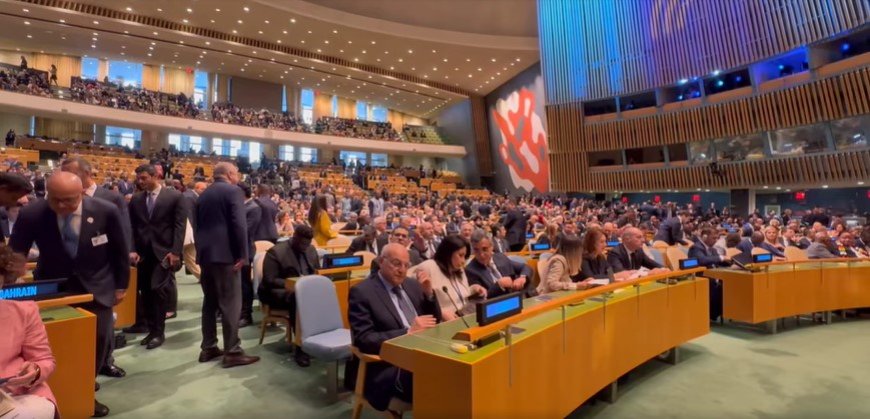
[0,279,67,301]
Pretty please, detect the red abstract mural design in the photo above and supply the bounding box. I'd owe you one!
[491,87,549,193]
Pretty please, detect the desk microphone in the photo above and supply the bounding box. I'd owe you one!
[441,286,472,329]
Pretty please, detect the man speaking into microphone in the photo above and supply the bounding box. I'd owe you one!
[348,243,442,413]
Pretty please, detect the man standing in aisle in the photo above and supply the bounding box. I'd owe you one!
[240,183,261,327]
[254,184,279,243]
[182,181,206,281]
[128,164,187,350]
[194,162,259,368]
[10,171,129,417]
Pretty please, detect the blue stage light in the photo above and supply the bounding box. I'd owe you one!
[841,42,851,52]
[716,80,725,88]
[678,78,688,85]
[677,94,684,101]
[778,64,785,70]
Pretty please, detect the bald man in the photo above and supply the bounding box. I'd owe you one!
[10,171,129,417]
[348,243,441,412]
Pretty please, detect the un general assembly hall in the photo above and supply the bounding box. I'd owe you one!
[0,0,869,418]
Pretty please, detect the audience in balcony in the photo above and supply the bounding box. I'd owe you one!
[314,117,401,141]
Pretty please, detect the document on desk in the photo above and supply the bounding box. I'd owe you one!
[589,279,610,286]
[629,267,650,280]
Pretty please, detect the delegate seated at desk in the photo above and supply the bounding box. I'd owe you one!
[414,235,486,320]
[465,230,532,298]
[607,227,669,274]
[807,231,839,259]
[257,224,319,367]
[537,235,594,294]
[689,228,731,321]
[581,228,633,282]
[348,243,441,413]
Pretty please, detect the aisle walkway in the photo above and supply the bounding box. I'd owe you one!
[102,273,870,418]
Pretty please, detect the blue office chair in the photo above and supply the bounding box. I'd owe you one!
[296,275,352,401]
[507,255,527,265]
[648,248,665,267]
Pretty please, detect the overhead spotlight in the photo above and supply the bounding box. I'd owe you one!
[715,79,725,88]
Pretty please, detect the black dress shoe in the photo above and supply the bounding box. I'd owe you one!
[99,364,126,378]
[294,350,311,368]
[144,335,165,350]
[93,400,110,417]
[221,353,261,368]
[238,317,253,328]
[123,324,149,334]
[198,347,224,363]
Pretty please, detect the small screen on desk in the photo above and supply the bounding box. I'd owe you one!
[753,253,773,263]
[323,255,363,268]
[679,258,700,269]
[606,240,620,247]
[0,279,66,301]
[477,293,523,325]
[525,232,534,239]
[530,243,551,251]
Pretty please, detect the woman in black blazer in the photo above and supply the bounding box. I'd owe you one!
[580,228,611,281]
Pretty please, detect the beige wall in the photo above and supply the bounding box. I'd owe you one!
[162,67,194,96]
[34,117,93,140]
[313,92,333,119]
[336,97,356,119]
[0,51,80,88]
[0,112,31,136]
[142,64,161,91]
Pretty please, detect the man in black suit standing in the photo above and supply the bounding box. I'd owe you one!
[194,162,259,368]
[128,164,187,349]
[653,210,691,246]
[240,183,261,328]
[348,243,440,413]
[258,224,319,366]
[503,199,528,252]
[253,184,279,243]
[466,231,533,298]
[608,227,669,274]
[10,171,129,417]
[688,228,731,321]
[61,157,130,377]
[490,223,510,254]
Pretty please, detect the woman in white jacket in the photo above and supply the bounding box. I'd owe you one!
[414,235,486,321]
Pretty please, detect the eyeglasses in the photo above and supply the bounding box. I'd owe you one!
[384,258,411,269]
[392,233,408,238]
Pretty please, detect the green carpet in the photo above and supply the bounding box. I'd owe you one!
[99,273,870,418]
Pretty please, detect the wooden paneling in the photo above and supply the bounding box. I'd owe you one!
[539,0,870,103]
[547,67,870,192]
[470,95,493,176]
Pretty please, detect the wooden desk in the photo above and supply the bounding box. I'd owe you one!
[114,267,137,329]
[381,270,709,418]
[41,304,96,419]
[705,259,870,331]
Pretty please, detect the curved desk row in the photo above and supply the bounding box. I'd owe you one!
[705,259,870,332]
[380,269,709,419]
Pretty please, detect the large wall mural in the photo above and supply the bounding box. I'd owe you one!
[486,63,549,194]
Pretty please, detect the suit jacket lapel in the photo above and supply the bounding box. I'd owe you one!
[370,276,403,328]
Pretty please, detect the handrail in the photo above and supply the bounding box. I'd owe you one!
[453,267,706,342]
[752,257,867,268]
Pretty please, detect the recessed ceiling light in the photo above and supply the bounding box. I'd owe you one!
[277,40,282,43]
[238,20,243,24]
[126,7,132,11]
[92,37,98,41]
[210,19,215,23]
[324,40,329,44]
[243,6,250,12]
[290,18,296,23]
[215,8,221,12]
[398,58,403,62]
[205,41,210,45]
[26,34,32,38]
[153,31,158,35]
[156,8,163,12]
[186,8,193,13]
[22,8,29,12]
[183,19,189,23]
[258,30,263,34]
[23,21,30,25]
[301,40,305,43]
[59,19,65,23]
[93,20,99,24]
[147,53,152,57]
[232,30,238,34]
[466,58,471,62]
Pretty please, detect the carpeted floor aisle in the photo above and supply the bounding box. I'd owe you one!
[100,273,870,418]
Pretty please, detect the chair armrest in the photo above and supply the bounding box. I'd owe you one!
[351,346,382,363]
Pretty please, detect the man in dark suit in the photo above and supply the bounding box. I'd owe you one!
[466,231,532,298]
[258,224,319,366]
[608,227,667,273]
[503,200,528,252]
[194,163,259,368]
[116,174,134,197]
[182,181,206,281]
[347,226,379,255]
[490,223,510,254]
[410,221,440,261]
[373,216,389,255]
[61,157,130,377]
[688,228,731,321]
[253,184,279,243]
[128,164,187,349]
[10,171,129,417]
[348,243,440,412]
[240,183,261,327]
[653,210,690,245]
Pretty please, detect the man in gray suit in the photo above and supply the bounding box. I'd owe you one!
[194,163,259,368]
[807,231,838,259]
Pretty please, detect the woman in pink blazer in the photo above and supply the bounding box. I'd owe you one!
[0,246,57,419]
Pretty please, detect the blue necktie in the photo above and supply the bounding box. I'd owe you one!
[392,286,417,327]
[146,193,155,217]
[62,214,78,258]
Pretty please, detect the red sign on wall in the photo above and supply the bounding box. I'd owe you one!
[692,194,701,203]
[653,195,661,203]
[795,191,806,201]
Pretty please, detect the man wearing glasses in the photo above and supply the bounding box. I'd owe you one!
[348,243,441,414]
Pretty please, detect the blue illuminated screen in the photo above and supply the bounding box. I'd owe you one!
[680,258,699,269]
[327,256,363,267]
[484,295,521,319]
[606,241,620,247]
[753,253,773,263]
[0,281,61,301]
[525,232,534,239]
[531,243,551,251]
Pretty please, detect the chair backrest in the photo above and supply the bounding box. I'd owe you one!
[751,247,770,255]
[666,246,688,271]
[326,235,353,251]
[295,275,343,341]
[508,255,526,265]
[725,247,742,258]
[255,240,275,253]
[784,246,807,261]
[252,252,267,291]
[652,240,669,250]
[646,247,665,266]
[354,251,377,267]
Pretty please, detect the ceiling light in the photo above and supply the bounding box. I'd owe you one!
[92,37,98,41]
[317,49,322,53]
[210,19,215,23]
[859,181,865,185]
[156,8,163,12]
[277,40,282,43]
[205,41,210,45]
[408,49,413,54]
[301,40,305,43]
[215,8,221,12]
[183,19,189,23]
[147,53,152,57]
[354,58,359,62]
[91,44,96,48]
[290,18,296,23]
[22,8,29,12]
[153,31,158,35]
[59,19,65,23]
[466,58,471,62]
[243,6,250,12]
[126,7,132,11]
[186,8,193,13]
[491,58,497,62]
[398,58,403,62]
[238,20,243,24]
[93,20,99,24]
[26,34,32,38]
[232,30,238,34]
[432,49,437,53]
[258,30,263,34]
[24,21,30,25]
[822,185,829,189]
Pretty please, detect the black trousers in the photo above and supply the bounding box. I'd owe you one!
[709,279,723,321]
[76,302,114,376]
[138,251,173,336]
[240,263,254,319]
[200,263,242,354]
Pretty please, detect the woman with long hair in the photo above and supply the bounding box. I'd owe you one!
[415,235,486,321]
[581,228,632,282]
[275,210,294,236]
[308,194,337,246]
[537,235,593,294]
